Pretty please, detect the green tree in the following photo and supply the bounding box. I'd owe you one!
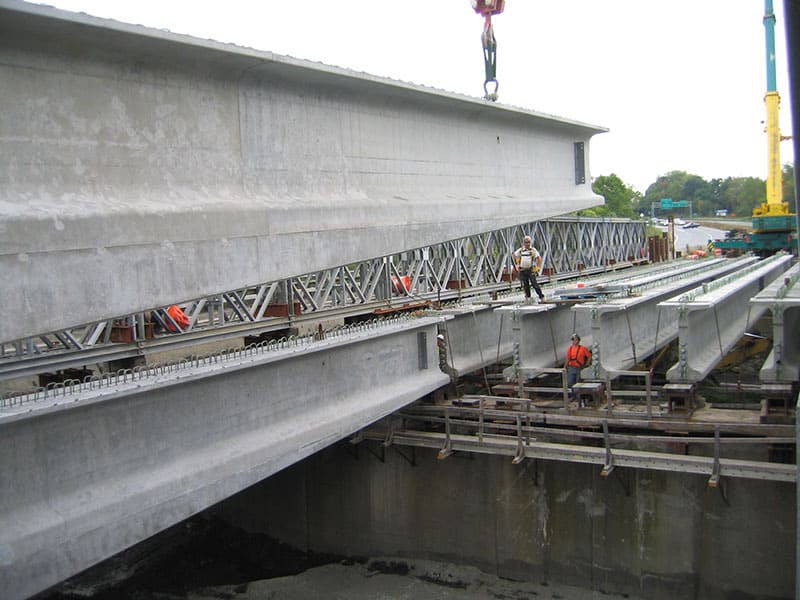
[782,163,795,211]
[581,174,639,218]
[643,171,696,218]
[719,176,765,217]
[610,167,795,218]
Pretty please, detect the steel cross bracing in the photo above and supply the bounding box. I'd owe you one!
[0,218,646,375]
[359,403,796,483]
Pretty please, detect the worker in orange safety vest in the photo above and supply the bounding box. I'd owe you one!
[564,333,592,399]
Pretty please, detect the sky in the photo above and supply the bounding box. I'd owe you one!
[35,0,795,193]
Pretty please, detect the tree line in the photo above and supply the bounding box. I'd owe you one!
[582,163,796,220]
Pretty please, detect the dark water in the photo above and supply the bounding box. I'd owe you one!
[37,515,344,600]
[35,514,645,600]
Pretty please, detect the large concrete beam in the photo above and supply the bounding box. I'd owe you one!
[497,303,593,380]
[751,263,800,383]
[0,316,448,600]
[572,258,757,379]
[662,254,793,383]
[433,302,516,377]
[491,259,753,382]
[0,1,604,344]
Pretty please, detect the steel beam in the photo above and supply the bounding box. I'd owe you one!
[0,316,447,600]
[361,429,796,483]
[662,254,794,383]
[0,218,646,364]
[751,262,800,382]
[0,2,604,344]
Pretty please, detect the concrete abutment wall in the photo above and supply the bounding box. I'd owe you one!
[218,442,794,600]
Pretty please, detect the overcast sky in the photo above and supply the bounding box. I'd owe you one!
[37,0,795,193]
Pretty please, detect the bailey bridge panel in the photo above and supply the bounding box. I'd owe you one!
[0,1,605,343]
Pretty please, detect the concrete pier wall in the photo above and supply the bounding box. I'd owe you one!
[219,442,795,600]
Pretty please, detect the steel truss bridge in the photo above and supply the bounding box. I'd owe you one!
[0,217,646,386]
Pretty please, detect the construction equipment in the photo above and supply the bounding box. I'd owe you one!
[472,0,505,101]
[715,0,796,255]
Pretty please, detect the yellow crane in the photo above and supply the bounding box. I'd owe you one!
[717,0,796,254]
[751,0,794,239]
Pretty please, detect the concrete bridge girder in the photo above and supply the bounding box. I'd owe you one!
[662,254,794,384]
[496,303,593,380]
[0,316,448,600]
[0,2,605,344]
[486,259,755,382]
[432,304,516,378]
[569,258,759,379]
[752,263,800,382]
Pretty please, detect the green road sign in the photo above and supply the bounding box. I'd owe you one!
[660,198,688,210]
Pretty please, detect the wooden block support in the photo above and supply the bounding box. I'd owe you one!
[663,383,696,415]
[573,381,605,408]
[760,383,796,424]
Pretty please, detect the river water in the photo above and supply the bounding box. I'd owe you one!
[41,515,641,600]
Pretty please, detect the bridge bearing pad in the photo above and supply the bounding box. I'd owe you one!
[573,381,605,409]
[663,383,696,415]
[760,383,796,424]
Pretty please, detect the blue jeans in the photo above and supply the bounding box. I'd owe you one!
[567,366,581,397]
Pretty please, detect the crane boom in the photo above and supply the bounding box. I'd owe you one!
[760,0,784,211]
[712,0,795,254]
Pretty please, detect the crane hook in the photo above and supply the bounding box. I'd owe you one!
[472,0,505,101]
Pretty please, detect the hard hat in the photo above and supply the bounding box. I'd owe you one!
[571,333,580,341]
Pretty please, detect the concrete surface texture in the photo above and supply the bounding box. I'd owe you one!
[0,0,605,343]
[664,253,793,383]
[752,262,800,382]
[0,317,447,600]
[218,442,795,600]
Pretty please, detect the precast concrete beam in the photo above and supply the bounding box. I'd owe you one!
[430,303,515,377]
[573,258,758,380]
[493,258,754,382]
[495,303,592,381]
[750,263,800,383]
[0,316,448,600]
[662,254,794,383]
[0,1,605,344]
